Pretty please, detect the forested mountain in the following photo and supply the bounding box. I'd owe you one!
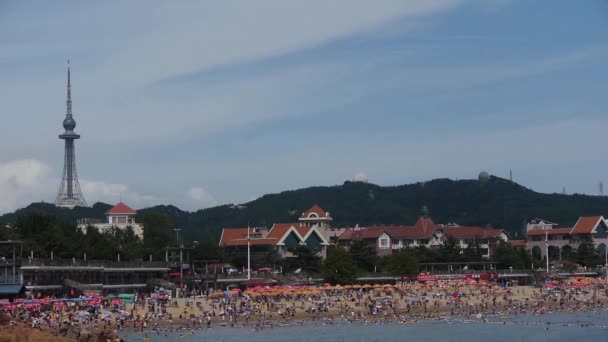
[2,176,608,243]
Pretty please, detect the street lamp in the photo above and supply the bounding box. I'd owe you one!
[174,228,181,246]
[174,228,183,290]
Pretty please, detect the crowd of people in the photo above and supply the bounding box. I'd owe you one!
[0,276,607,340]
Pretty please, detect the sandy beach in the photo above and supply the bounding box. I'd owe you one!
[2,277,607,341]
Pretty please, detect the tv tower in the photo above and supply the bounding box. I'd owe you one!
[55,61,87,208]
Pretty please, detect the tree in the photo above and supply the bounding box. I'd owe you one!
[116,226,145,260]
[576,234,599,267]
[287,245,321,273]
[438,235,462,262]
[412,245,439,263]
[321,247,358,285]
[463,237,483,262]
[139,213,172,258]
[494,240,528,269]
[349,240,377,272]
[386,249,419,278]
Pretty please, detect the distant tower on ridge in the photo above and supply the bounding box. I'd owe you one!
[55,61,87,208]
[600,181,604,196]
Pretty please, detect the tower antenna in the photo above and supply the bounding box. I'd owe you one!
[55,61,87,208]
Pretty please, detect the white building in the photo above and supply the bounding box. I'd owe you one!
[77,202,144,238]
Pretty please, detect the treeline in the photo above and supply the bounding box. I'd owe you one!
[0,211,220,262]
[3,176,608,244]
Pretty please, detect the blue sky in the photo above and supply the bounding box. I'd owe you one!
[0,0,607,213]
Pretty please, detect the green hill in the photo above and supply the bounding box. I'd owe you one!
[2,176,608,242]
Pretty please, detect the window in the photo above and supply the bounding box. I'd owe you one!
[380,239,389,248]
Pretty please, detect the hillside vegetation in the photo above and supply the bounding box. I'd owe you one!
[2,176,607,243]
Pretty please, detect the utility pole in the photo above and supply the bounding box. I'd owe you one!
[247,224,251,281]
[605,247,607,282]
[179,245,183,287]
[545,231,549,273]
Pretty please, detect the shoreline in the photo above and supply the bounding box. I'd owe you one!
[121,285,608,337]
[4,283,607,340]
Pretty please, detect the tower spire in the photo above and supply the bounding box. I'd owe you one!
[66,60,72,119]
[56,61,87,208]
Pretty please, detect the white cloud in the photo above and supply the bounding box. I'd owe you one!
[0,159,55,213]
[79,180,162,209]
[186,187,218,209]
[0,159,219,214]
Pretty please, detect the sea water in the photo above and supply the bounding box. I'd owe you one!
[123,310,608,342]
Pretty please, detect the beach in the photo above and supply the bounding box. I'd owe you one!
[2,277,607,341]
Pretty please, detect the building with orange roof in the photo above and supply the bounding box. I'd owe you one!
[524,216,608,261]
[219,205,332,260]
[299,204,333,228]
[337,213,508,258]
[77,202,144,238]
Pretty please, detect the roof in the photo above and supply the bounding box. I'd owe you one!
[339,218,439,241]
[219,228,248,247]
[570,216,603,234]
[219,223,328,247]
[339,226,391,240]
[301,204,331,219]
[266,223,303,240]
[0,284,24,295]
[509,240,526,247]
[414,217,437,237]
[105,202,137,215]
[530,218,559,225]
[442,226,504,239]
[338,217,505,241]
[526,228,573,236]
[218,227,279,247]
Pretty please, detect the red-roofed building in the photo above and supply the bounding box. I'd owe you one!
[509,240,526,248]
[338,216,508,258]
[524,216,608,261]
[77,202,144,238]
[219,207,332,260]
[299,204,332,227]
